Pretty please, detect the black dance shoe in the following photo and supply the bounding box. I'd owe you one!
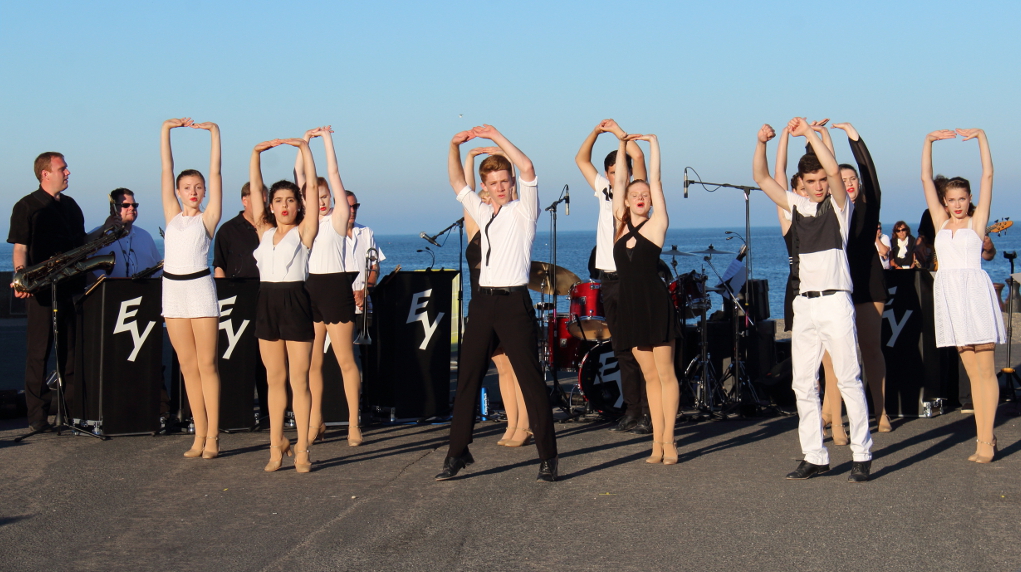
[785,460,830,480]
[434,450,474,481]
[537,457,559,482]
[608,415,639,432]
[847,461,872,483]
[630,414,653,435]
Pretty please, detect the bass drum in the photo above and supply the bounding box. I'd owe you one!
[576,342,624,415]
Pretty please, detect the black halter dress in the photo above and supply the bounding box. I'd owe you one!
[611,219,680,349]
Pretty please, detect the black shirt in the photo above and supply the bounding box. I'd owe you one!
[212,211,260,278]
[8,188,87,296]
[8,188,86,265]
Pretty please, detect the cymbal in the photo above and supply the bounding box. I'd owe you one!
[691,245,735,255]
[662,247,696,258]
[528,261,580,296]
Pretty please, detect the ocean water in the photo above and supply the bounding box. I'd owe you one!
[4,225,1020,321]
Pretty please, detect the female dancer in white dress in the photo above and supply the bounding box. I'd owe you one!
[922,128,1006,463]
[292,126,362,446]
[250,137,320,473]
[159,117,223,459]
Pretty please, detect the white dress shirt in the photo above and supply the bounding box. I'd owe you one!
[457,177,539,287]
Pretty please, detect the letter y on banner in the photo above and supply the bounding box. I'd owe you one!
[407,289,444,350]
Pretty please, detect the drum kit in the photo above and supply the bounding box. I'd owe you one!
[527,243,755,419]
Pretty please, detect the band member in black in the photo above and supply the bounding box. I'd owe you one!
[8,152,86,432]
[575,119,651,434]
[213,182,263,279]
[438,125,558,482]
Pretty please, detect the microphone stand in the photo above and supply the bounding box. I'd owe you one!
[684,173,761,320]
[422,217,465,364]
[544,187,574,416]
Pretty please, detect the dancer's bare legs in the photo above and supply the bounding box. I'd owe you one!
[286,340,313,466]
[493,351,529,442]
[167,318,220,454]
[326,320,361,442]
[960,345,998,460]
[633,341,680,462]
[856,300,890,431]
[260,339,289,464]
[308,322,329,441]
[819,351,847,445]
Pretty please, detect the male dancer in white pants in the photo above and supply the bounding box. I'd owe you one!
[752,118,873,482]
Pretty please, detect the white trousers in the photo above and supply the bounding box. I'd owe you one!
[791,292,873,464]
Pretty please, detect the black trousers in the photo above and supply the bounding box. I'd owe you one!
[24,292,77,426]
[599,274,648,417]
[448,290,557,461]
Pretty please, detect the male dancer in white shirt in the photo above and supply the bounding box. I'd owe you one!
[438,125,558,482]
[575,119,651,433]
[752,118,873,482]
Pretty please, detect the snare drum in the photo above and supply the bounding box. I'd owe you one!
[545,315,584,371]
[568,281,611,341]
[576,342,624,415]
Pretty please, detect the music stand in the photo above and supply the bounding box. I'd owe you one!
[15,272,108,442]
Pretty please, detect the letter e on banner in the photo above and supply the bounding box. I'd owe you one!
[112,296,156,362]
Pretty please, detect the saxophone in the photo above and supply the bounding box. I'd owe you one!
[130,260,164,280]
[12,225,127,293]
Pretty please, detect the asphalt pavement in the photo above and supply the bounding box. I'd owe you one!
[2,400,1021,572]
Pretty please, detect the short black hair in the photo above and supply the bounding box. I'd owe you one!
[797,152,823,176]
[603,150,633,174]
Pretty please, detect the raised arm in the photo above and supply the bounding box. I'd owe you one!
[921,129,957,228]
[811,118,834,156]
[463,146,502,192]
[317,127,350,235]
[250,139,281,235]
[471,125,534,182]
[575,122,603,189]
[635,134,667,242]
[448,131,473,193]
[191,121,222,236]
[773,127,790,189]
[611,137,628,224]
[294,127,318,189]
[752,124,789,210]
[834,122,881,206]
[280,138,319,249]
[160,117,192,223]
[790,117,845,208]
[960,128,994,232]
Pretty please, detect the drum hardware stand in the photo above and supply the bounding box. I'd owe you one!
[684,304,725,420]
[703,253,766,418]
[998,252,1021,412]
[16,276,108,442]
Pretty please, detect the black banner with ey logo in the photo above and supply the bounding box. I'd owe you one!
[214,278,263,429]
[74,278,163,435]
[881,269,957,416]
[363,270,456,419]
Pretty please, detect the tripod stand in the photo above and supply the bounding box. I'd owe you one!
[15,279,106,442]
[998,251,1021,411]
[543,186,576,417]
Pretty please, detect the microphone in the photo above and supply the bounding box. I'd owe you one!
[683,169,689,199]
[419,232,441,247]
[564,184,570,216]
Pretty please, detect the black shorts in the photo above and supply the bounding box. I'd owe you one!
[256,282,314,341]
[306,272,357,324]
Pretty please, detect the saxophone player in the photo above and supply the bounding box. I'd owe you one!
[7,152,86,433]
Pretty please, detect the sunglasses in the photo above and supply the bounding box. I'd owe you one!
[119,202,140,209]
[895,228,907,232]
[351,203,361,211]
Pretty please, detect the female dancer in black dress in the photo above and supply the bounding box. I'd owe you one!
[832,122,891,433]
[462,147,530,446]
[610,133,681,464]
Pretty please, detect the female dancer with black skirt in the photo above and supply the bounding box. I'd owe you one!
[293,126,362,446]
[160,117,223,459]
[250,137,320,473]
[609,133,681,464]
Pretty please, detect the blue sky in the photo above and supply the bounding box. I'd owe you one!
[1,1,1018,236]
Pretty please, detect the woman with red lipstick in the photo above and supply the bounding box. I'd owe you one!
[291,126,361,447]
[610,133,681,465]
[832,122,892,433]
[250,137,320,473]
[159,117,223,459]
[922,128,1005,463]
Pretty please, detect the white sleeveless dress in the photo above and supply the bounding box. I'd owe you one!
[162,213,219,318]
[932,219,1005,347]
